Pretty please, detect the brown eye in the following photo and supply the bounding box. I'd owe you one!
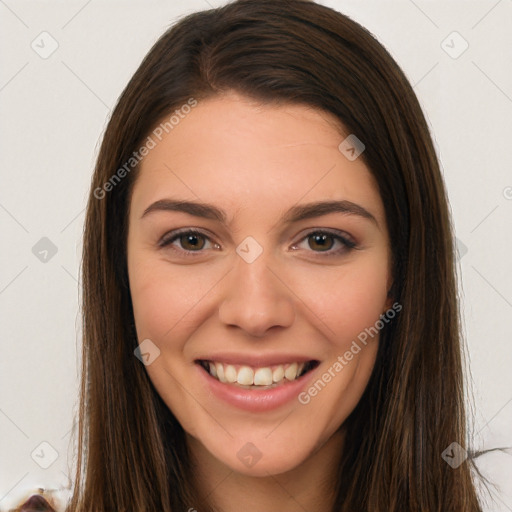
[178,233,206,251]
[292,230,357,257]
[159,229,218,255]
[308,233,335,252]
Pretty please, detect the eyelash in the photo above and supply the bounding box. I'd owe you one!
[158,228,358,257]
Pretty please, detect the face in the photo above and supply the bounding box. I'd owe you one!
[127,91,392,477]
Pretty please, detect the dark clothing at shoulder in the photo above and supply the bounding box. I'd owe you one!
[16,494,56,512]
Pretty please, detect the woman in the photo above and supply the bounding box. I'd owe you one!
[18,0,484,510]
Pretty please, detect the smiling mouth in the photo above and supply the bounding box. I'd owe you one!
[196,360,320,389]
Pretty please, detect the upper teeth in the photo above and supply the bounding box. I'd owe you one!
[207,361,306,386]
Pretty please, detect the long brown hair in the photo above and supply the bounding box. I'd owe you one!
[70,0,483,510]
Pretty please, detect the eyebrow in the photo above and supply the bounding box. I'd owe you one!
[141,198,378,227]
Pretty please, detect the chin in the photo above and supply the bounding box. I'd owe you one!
[198,428,327,477]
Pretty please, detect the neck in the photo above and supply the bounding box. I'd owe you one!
[188,429,344,512]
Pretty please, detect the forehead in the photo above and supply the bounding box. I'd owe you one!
[130,92,385,227]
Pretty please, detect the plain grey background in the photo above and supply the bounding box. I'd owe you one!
[1,0,511,510]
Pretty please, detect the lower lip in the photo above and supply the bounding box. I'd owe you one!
[196,363,317,412]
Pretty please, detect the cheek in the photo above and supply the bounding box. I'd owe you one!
[294,257,390,348]
[130,281,172,341]
[293,259,389,431]
[129,259,179,343]
[128,258,220,345]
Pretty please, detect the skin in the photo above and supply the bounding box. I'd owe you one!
[127,91,393,511]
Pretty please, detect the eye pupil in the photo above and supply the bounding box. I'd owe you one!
[309,234,333,251]
[181,233,205,250]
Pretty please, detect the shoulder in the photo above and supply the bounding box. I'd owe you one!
[12,487,72,512]
[13,494,56,511]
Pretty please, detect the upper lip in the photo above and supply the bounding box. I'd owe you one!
[194,353,318,367]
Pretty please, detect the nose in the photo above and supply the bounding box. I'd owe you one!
[217,250,295,338]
